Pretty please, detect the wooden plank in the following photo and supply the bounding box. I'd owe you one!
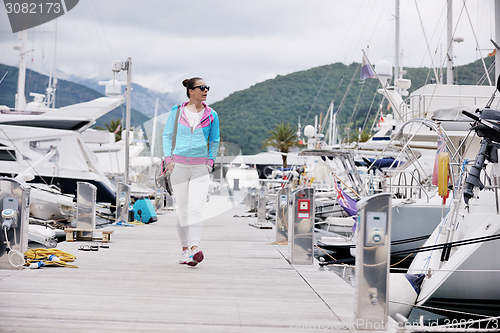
[0,201,400,332]
[64,229,113,242]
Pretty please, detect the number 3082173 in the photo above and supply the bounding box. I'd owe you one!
[5,2,61,14]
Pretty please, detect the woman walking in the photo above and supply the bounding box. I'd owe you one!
[162,77,220,266]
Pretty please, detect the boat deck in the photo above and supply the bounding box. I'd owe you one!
[0,196,397,332]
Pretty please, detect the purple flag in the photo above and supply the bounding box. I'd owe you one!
[360,54,376,80]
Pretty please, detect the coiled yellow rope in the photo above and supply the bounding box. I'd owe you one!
[24,248,78,268]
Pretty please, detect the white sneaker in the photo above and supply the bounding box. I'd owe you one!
[187,248,204,267]
[179,250,190,264]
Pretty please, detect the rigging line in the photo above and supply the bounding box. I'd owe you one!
[0,129,52,188]
[410,1,447,86]
[336,0,382,69]
[413,0,440,82]
[317,101,332,137]
[477,60,495,86]
[462,0,492,86]
[422,1,467,118]
[389,300,493,320]
[302,64,334,128]
[0,71,7,85]
[317,69,350,135]
[391,233,500,257]
[347,79,366,125]
[438,0,466,75]
[361,81,381,132]
[90,0,114,60]
[335,63,361,122]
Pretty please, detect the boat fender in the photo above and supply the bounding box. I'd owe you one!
[438,152,450,202]
[404,273,425,294]
[349,232,357,257]
[388,273,425,319]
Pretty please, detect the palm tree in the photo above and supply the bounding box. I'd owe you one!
[94,119,123,142]
[261,123,299,168]
[349,128,372,143]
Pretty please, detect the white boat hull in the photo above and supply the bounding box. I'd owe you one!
[408,191,500,316]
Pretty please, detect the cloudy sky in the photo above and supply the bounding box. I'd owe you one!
[0,0,496,104]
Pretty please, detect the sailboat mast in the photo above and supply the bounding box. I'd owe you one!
[15,30,27,111]
[151,97,159,158]
[47,20,58,108]
[124,57,132,184]
[496,0,500,81]
[394,0,400,84]
[332,112,337,146]
[328,100,334,145]
[447,0,454,85]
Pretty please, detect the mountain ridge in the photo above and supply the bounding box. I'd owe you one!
[211,57,494,154]
[0,63,150,128]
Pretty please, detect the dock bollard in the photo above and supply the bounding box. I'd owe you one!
[249,186,272,229]
[257,186,266,223]
[355,193,391,330]
[250,187,257,212]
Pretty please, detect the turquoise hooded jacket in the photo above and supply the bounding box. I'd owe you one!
[162,102,220,168]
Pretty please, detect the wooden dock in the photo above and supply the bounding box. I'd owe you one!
[0,197,397,332]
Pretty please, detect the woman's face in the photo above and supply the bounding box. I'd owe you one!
[190,79,208,102]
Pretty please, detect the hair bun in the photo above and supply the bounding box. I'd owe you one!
[182,79,190,87]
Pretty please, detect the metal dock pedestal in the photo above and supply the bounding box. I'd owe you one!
[355,193,391,330]
[116,182,131,223]
[275,186,289,243]
[76,182,97,239]
[0,178,30,270]
[290,187,314,265]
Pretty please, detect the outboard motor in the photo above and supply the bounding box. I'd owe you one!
[462,108,500,205]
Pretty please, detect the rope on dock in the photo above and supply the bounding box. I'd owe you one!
[24,248,78,268]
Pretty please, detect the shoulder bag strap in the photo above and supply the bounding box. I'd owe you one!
[171,104,181,155]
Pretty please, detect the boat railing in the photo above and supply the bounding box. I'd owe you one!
[400,93,491,122]
[362,168,430,200]
[384,169,430,201]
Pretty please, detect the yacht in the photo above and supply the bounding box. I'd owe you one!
[0,93,124,203]
[0,31,126,204]
[404,80,500,317]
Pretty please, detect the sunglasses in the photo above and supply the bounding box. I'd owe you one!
[192,85,210,92]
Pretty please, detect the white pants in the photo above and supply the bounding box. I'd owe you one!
[171,164,210,248]
[176,222,202,249]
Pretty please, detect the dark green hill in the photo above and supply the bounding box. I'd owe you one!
[212,57,494,154]
[0,63,150,128]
